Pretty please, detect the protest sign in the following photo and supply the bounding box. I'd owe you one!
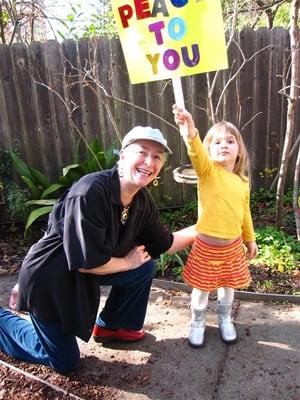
[112,0,228,84]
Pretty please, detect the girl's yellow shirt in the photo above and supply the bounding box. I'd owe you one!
[186,134,255,243]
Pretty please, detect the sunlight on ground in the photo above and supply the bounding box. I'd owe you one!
[257,341,295,351]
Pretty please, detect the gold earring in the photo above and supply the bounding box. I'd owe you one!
[153,177,159,186]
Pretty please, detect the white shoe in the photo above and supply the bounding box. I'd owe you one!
[188,309,206,348]
[217,303,237,344]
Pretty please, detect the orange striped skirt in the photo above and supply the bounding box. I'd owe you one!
[183,236,251,291]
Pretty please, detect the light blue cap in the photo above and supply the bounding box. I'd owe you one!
[121,126,172,154]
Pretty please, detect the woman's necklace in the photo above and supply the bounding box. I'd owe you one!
[120,204,131,225]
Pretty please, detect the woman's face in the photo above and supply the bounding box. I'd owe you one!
[120,139,164,188]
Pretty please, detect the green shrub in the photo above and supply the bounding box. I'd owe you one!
[160,201,197,230]
[5,181,30,221]
[0,149,30,224]
[251,226,300,273]
[250,188,297,234]
[155,249,189,281]
[10,139,118,233]
[0,149,12,177]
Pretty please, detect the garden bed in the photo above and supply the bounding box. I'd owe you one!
[0,222,299,296]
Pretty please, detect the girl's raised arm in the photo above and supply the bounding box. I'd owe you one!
[172,104,198,142]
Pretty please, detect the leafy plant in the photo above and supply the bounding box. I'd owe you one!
[10,150,64,200]
[0,149,12,177]
[58,139,118,187]
[155,249,189,281]
[160,202,197,230]
[10,139,118,233]
[172,264,185,282]
[250,188,296,235]
[57,1,117,41]
[9,150,64,231]
[258,167,278,180]
[23,200,57,232]
[5,181,30,222]
[257,280,274,292]
[0,149,30,225]
[251,226,300,273]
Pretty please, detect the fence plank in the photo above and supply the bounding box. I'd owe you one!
[94,37,116,150]
[61,38,84,156]
[29,41,61,180]
[252,28,271,184]
[0,45,23,151]
[0,45,16,149]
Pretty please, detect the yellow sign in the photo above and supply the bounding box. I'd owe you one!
[112,0,228,84]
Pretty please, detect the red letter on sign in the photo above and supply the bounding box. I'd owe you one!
[118,5,133,28]
[135,0,151,20]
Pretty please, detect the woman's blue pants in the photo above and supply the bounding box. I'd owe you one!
[0,259,155,372]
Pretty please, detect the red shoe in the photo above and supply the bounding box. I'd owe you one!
[92,325,145,343]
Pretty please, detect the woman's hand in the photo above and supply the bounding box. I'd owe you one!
[9,283,19,310]
[172,104,198,140]
[125,245,151,269]
[79,245,151,275]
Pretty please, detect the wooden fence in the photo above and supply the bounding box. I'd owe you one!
[0,27,299,209]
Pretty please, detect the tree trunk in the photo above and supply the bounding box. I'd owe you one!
[275,0,300,227]
[294,142,300,240]
[0,3,7,44]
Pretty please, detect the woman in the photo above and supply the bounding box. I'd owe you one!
[0,126,196,373]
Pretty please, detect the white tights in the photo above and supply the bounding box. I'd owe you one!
[191,287,235,310]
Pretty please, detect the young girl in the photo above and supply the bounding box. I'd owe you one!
[172,105,258,347]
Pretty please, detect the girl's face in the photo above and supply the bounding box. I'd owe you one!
[120,140,164,188]
[208,131,239,171]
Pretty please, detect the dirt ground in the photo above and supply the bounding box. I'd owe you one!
[1,273,300,400]
[3,273,195,400]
